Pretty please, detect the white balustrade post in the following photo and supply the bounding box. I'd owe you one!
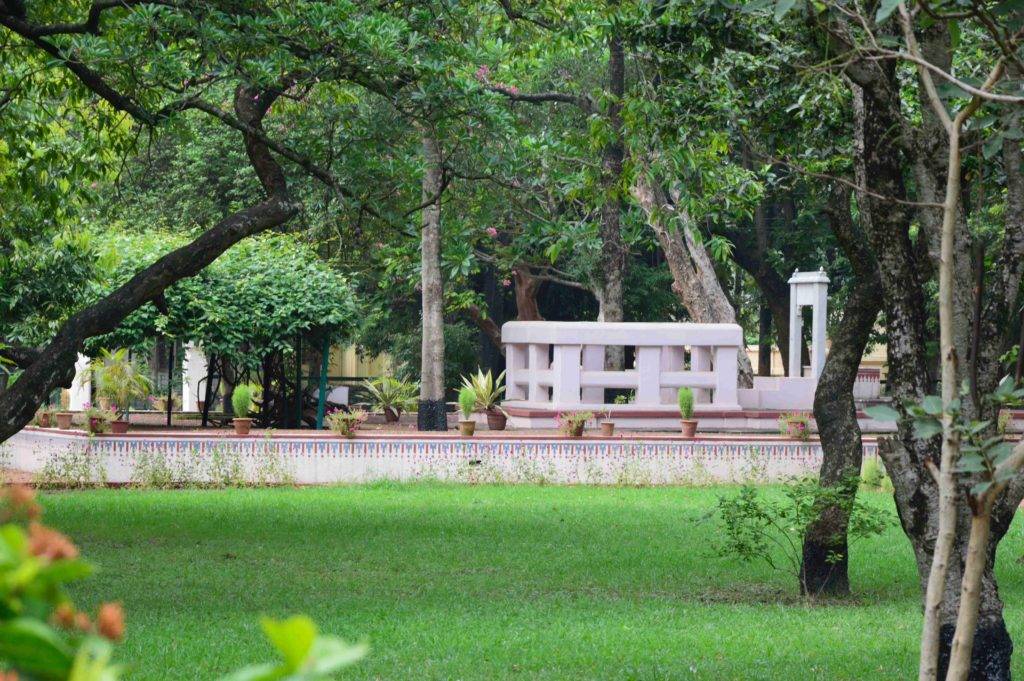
[788,285,801,378]
[660,346,685,403]
[69,353,91,410]
[181,343,208,412]
[580,345,604,403]
[505,344,527,400]
[635,346,662,405]
[691,346,712,403]
[811,279,828,380]
[527,343,549,403]
[714,346,739,408]
[551,344,582,406]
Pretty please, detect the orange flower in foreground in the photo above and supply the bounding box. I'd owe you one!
[52,603,76,629]
[73,612,92,633]
[27,522,79,561]
[0,670,20,680]
[97,602,125,641]
[1,484,40,521]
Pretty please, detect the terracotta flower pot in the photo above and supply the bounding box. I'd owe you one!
[567,423,585,438]
[87,417,104,434]
[599,421,615,437]
[787,422,808,439]
[680,419,698,439]
[383,407,400,423]
[233,418,253,436]
[110,420,130,435]
[38,412,52,428]
[55,412,73,430]
[485,408,507,431]
[458,420,476,437]
[197,400,205,413]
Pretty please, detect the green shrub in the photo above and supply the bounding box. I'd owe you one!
[714,476,890,596]
[458,387,477,419]
[231,384,257,418]
[861,457,893,491]
[677,387,694,419]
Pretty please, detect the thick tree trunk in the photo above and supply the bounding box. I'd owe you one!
[632,174,755,387]
[595,23,627,370]
[418,133,447,431]
[800,184,882,596]
[0,85,297,444]
[513,269,544,321]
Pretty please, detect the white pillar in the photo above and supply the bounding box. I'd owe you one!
[181,343,208,412]
[69,353,91,410]
[788,287,801,378]
[691,346,712,403]
[580,345,605,403]
[713,346,739,409]
[527,343,548,403]
[635,346,662,405]
[660,346,685,403]
[551,344,582,406]
[505,344,527,400]
[788,269,830,381]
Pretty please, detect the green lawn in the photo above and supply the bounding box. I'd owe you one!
[39,484,1024,680]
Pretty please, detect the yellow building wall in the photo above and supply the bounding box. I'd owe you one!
[327,346,391,378]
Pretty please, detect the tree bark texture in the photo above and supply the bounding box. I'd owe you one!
[632,174,754,387]
[595,23,627,371]
[418,133,447,431]
[800,183,882,596]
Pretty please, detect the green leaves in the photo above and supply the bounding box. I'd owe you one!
[220,616,367,681]
[864,404,899,422]
[0,618,75,680]
[874,0,900,23]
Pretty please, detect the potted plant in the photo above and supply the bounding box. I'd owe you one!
[55,409,73,430]
[89,349,152,434]
[556,411,592,438]
[231,383,258,436]
[678,387,697,438]
[83,402,115,435]
[460,369,507,430]
[779,412,811,440]
[599,411,615,437]
[326,408,368,439]
[457,387,477,437]
[35,406,54,428]
[362,376,419,423]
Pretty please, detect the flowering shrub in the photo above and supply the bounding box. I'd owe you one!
[778,412,811,440]
[82,402,116,433]
[555,411,593,437]
[0,485,366,679]
[326,408,368,438]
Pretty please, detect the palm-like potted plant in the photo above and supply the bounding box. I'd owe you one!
[90,349,152,434]
[460,369,507,430]
[457,387,476,437]
[231,383,258,436]
[678,387,697,438]
[362,376,418,423]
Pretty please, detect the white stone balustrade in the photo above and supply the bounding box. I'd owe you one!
[502,321,743,412]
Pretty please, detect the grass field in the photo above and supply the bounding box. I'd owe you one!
[39,484,1024,680]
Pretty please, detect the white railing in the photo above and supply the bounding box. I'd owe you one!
[502,322,742,411]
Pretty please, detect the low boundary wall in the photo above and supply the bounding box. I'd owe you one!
[3,427,880,486]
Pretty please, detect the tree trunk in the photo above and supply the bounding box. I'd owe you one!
[632,173,755,387]
[418,133,447,431]
[513,268,544,321]
[757,303,772,376]
[800,184,882,596]
[0,84,297,444]
[596,22,627,371]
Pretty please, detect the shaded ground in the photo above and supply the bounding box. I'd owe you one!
[40,484,1024,679]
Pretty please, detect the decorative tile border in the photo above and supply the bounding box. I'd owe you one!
[6,428,878,486]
